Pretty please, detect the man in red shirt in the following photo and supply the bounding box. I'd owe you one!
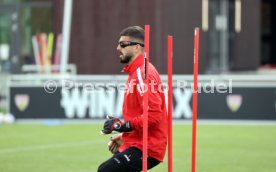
[98,26,167,172]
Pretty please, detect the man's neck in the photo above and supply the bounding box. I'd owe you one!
[128,53,143,65]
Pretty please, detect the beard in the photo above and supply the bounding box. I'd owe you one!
[120,53,133,64]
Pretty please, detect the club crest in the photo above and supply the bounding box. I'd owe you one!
[226,94,242,112]
[15,94,30,112]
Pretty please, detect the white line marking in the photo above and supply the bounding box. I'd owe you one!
[14,119,276,125]
[0,140,104,155]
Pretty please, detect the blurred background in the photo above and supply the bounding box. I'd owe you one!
[0,0,275,120]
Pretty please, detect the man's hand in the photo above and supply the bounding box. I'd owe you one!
[107,133,123,154]
[101,115,132,134]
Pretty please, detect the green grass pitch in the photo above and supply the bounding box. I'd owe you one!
[0,123,275,172]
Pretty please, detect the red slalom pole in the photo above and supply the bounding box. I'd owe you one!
[191,28,199,172]
[167,35,173,172]
[143,25,150,172]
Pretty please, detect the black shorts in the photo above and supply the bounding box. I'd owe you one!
[97,147,160,172]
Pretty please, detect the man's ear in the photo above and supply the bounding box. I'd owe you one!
[133,46,139,54]
[135,45,143,53]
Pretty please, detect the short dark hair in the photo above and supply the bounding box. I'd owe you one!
[119,26,144,42]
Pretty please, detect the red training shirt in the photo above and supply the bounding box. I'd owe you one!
[119,54,168,161]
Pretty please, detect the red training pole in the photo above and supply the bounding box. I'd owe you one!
[143,25,150,172]
[167,35,173,172]
[191,28,199,172]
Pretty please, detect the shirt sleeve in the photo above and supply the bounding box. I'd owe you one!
[129,74,165,130]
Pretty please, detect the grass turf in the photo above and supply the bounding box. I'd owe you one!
[0,123,275,172]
